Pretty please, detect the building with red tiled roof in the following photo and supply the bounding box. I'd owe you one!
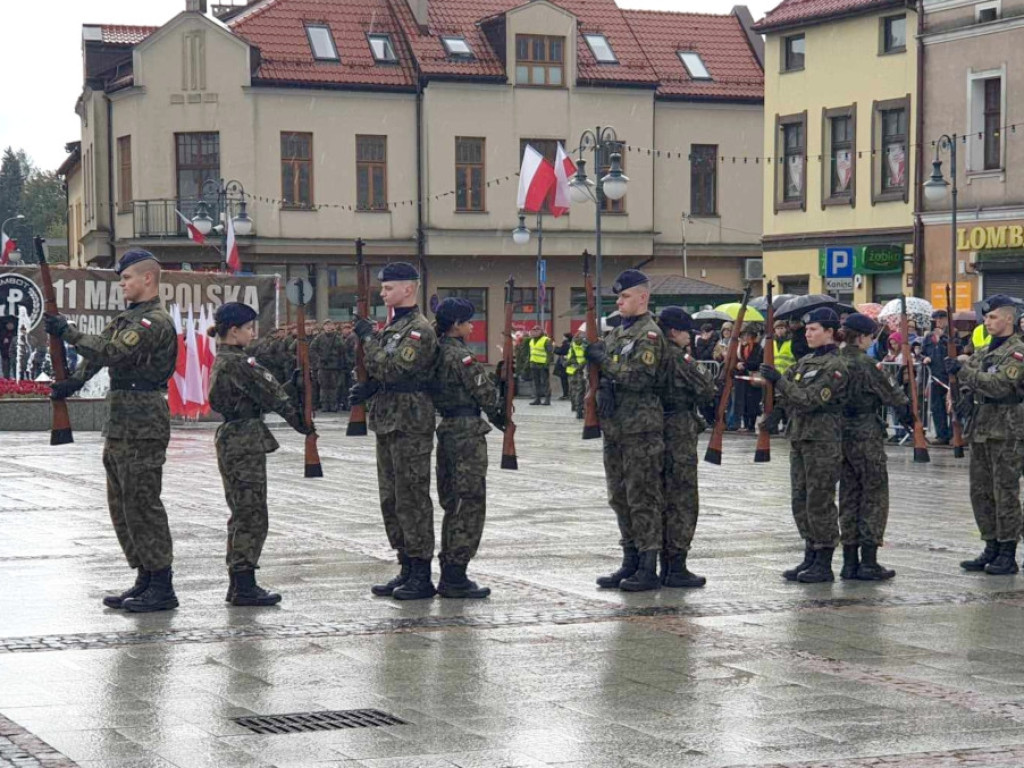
[754,0,907,33]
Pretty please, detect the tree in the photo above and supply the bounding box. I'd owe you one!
[0,148,25,227]
[0,148,66,263]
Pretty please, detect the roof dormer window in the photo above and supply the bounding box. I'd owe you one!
[584,34,617,63]
[442,36,473,57]
[368,33,397,62]
[306,24,339,61]
[678,51,711,80]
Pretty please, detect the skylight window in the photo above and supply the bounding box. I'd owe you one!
[584,34,617,63]
[678,51,711,80]
[306,24,339,61]
[442,36,473,57]
[368,34,397,62]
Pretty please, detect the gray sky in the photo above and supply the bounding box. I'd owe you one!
[1,0,773,172]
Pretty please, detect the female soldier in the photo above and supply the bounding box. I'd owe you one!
[207,302,312,606]
[432,297,505,598]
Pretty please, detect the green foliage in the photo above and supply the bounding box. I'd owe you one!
[0,147,67,262]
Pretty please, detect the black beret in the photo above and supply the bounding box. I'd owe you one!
[435,297,474,329]
[116,249,158,274]
[214,302,258,329]
[842,312,878,336]
[982,294,1020,313]
[611,269,649,295]
[658,306,693,332]
[377,262,419,282]
[931,310,948,319]
[802,307,840,329]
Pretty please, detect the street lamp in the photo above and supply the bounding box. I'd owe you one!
[568,126,629,319]
[922,134,958,312]
[511,211,546,328]
[190,178,253,268]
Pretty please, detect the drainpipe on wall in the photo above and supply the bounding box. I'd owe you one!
[912,0,926,296]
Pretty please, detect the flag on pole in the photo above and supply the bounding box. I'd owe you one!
[517,144,556,214]
[1,233,15,265]
[550,143,577,218]
[167,304,188,417]
[175,209,206,244]
[183,306,205,416]
[225,214,241,274]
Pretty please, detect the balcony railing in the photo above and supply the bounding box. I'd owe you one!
[133,199,238,239]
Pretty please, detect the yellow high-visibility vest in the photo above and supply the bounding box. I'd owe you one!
[566,340,585,375]
[529,336,550,365]
[774,339,796,373]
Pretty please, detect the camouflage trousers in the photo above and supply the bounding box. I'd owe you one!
[569,372,585,415]
[969,439,1023,542]
[603,431,664,552]
[216,438,269,571]
[376,431,435,559]
[318,369,342,412]
[436,423,488,566]
[790,439,840,549]
[839,437,889,546]
[663,418,699,554]
[103,437,174,571]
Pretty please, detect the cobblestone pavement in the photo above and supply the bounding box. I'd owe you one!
[3,402,1024,767]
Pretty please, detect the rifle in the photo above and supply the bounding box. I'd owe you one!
[705,284,752,465]
[582,250,601,440]
[945,284,966,458]
[900,294,930,463]
[295,280,323,477]
[346,238,369,437]
[35,237,73,446]
[754,281,775,463]
[500,276,518,470]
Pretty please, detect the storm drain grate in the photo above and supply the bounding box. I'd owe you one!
[232,708,409,735]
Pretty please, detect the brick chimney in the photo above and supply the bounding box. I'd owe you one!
[408,0,429,28]
[187,0,208,12]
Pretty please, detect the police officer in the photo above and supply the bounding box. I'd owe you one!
[45,250,179,612]
[761,307,847,583]
[588,269,667,592]
[838,313,911,581]
[207,303,313,606]
[350,262,439,600]
[657,307,715,587]
[948,295,1024,575]
[528,325,553,406]
[432,298,505,599]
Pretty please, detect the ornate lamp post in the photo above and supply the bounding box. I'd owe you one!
[922,134,959,310]
[511,212,546,329]
[190,178,253,269]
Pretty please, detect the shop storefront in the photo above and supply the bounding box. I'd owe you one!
[922,219,1024,307]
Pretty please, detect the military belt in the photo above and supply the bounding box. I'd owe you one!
[382,380,431,394]
[439,406,481,418]
[977,394,1023,406]
[109,380,165,392]
[222,412,262,422]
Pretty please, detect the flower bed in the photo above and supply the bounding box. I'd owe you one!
[0,379,52,400]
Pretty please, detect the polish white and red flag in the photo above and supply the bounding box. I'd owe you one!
[0,233,15,265]
[517,144,556,214]
[175,209,206,245]
[167,304,188,418]
[183,306,206,418]
[225,214,241,274]
[549,143,577,218]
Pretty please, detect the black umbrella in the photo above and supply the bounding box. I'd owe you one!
[775,294,839,320]
[750,293,797,313]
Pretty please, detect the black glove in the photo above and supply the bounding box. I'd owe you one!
[488,408,507,432]
[944,357,962,376]
[44,314,70,338]
[287,414,315,435]
[49,379,83,400]
[585,340,607,365]
[290,368,303,389]
[349,379,380,406]
[352,315,375,341]
[596,378,616,419]
[896,405,915,432]
[759,364,781,384]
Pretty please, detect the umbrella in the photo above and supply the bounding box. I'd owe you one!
[693,309,733,324]
[878,297,934,333]
[714,302,765,322]
[856,302,883,319]
[835,303,857,316]
[775,294,838,320]
[750,293,796,313]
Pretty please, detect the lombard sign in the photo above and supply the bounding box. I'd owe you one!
[818,245,904,276]
[957,225,1024,251]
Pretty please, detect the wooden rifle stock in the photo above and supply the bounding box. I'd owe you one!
[705,284,752,465]
[346,239,369,437]
[35,237,73,446]
[945,284,966,458]
[295,285,323,477]
[900,294,930,463]
[582,251,601,440]
[754,281,775,463]
[500,276,518,470]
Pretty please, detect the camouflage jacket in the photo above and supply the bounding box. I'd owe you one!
[310,332,347,369]
[364,306,438,435]
[959,334,1024,442]
[775,344,847,442]
[209,344,306,455]
[840,345,908,439]
[595,312,666,438]
[433,336,501,438]
[660,344,714,439]
[67,297,177,441]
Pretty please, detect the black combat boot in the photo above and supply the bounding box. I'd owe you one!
[231,569,282,606]
[662,552,706,588]
[839,545,860,580]
[122,567,179,613]
[102,567,150,609]
[437,563,491,599]
[225,570,237,603]
[392,558,436,600]
[797,548,835,583]
[856,545,895,581]
[371,552,411,596]
[597,546,639,588]
[783,543,815,581]
[985,541,1019,575]
[542,396,551,406]
[620,551,661,592]
[961,540,998,571]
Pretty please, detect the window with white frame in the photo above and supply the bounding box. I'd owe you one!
[306,24,339,61]
[975,1,1000,22]
[968,70,1005,172]
[678,51,711,80]
[368,34,397,62]
[442,36,473,57]
[585,34,617,63]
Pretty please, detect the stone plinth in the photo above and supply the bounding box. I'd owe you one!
[0,398,108,431]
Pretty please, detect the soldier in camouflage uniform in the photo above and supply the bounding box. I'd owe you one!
[586,270,668,592]
[566,329,587,419]
[46,250,180,612]
[761,307,848,583]
[838,313,911,581]
[340,322,356,411]
[948,295,1024,575]
[207,303,314,606]
[350,262,439,600]
[306,324,322,410]
[311,321,346,412]
[432,298,506,598]
[657,307,715,588]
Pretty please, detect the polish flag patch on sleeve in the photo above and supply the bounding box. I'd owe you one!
[1014,352,1024,361]
[833,371,843,379]
[409,331,422,341]
[247,357,257,367]
[647,331,658,340]
[462,355,474,366]
[140,318,152,328]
